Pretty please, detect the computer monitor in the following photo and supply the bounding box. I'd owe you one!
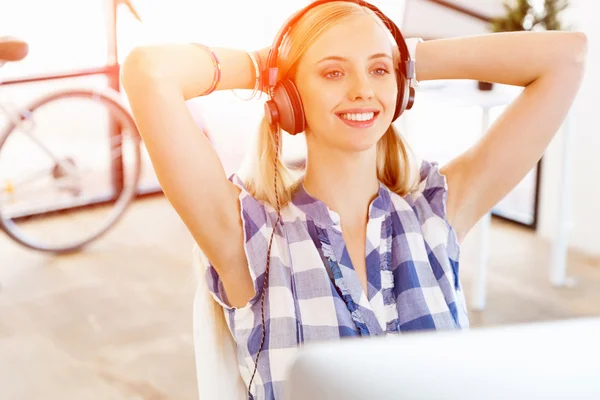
[285,318,600,400]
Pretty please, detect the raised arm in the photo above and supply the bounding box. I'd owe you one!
[120,44,262,307]
[414,31,588,241]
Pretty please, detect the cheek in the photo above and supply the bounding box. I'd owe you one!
[375,85,398,124]
[299,82,338,124]
[380,82,399,108]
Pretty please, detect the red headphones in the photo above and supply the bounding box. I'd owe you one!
[263,0,416,135]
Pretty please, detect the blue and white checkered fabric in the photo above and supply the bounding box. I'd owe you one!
[200,160,470,400]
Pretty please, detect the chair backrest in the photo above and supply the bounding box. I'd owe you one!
[192,245,247,400]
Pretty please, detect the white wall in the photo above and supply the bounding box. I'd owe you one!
[569,1,600,256]
[536,0,600,256]
[401,0,501,38]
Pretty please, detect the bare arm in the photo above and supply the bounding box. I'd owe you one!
[121,44,260,307]
[414,31,588,241]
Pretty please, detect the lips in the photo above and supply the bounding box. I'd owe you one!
[335,108,380,128]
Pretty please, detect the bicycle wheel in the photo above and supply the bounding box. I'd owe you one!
[0,87,142,253]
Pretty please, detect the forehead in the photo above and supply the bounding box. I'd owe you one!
[302,13,394,64]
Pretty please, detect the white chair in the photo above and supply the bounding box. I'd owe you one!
[192,245,247,400]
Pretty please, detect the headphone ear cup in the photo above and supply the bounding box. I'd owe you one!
[278,80,306,135]
[265,79,306,135]
[406,86,415,111]
[393,69,409,122]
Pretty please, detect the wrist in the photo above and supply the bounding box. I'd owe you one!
[405,38,423,87]
[231,49,261,100]
[254,47,270,93]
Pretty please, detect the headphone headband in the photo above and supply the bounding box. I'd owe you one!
[265,0,412,88]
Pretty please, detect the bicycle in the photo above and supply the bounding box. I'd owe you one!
[0,37,142,254]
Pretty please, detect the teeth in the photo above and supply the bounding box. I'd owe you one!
[341,112,375,121]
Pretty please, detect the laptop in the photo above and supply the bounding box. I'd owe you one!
[285,317,600,400]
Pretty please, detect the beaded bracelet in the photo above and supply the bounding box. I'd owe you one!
[193,43,221,96]
[231,50,261,101]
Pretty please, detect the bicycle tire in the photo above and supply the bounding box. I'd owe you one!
[0,87,142,254]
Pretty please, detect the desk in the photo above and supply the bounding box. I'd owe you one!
[404,80,572,310]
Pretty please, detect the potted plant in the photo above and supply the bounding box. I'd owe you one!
[478,0,570,91]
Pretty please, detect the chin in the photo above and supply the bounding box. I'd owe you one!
[343,127,387,152]
[338,133,382,154]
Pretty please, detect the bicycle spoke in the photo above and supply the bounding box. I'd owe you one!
[0,166,53,193]
[12,117,79,178]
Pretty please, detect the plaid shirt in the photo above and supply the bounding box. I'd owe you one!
[202,160,470,399]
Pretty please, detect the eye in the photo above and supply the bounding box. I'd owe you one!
[323,70,343,79]
[372,67,391,76]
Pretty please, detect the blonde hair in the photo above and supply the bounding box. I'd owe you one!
[243,2,418,207]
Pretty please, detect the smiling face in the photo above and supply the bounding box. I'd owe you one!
[293,12,398,153]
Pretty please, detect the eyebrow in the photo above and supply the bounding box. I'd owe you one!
[317,52,392,64]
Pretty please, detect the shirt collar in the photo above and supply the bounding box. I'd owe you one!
[291,180,393,227]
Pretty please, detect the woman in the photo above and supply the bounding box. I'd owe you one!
[121,1,587,399]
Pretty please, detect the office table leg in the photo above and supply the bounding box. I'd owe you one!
[471,107,492,311]
[551,115,573,287]
[471,212,492,311]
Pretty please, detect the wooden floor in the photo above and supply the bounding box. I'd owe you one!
[1,195,599,400]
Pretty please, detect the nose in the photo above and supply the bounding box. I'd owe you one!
[348,72,374,101]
